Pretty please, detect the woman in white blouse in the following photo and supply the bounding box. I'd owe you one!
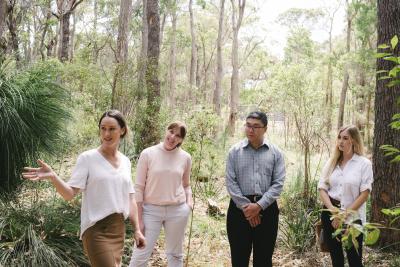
[318,125,373,267]
[22,110,145,267]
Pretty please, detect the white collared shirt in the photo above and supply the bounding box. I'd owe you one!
[318,154,373,224]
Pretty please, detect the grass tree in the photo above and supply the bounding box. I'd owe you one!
[0,60,69,195]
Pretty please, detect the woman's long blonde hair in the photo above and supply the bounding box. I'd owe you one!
[323,125,365,185]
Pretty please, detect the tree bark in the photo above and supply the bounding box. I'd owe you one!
[69,10,76,61]
[56,0,82,62]
[6,1,22,68]
[371,0,400,249]
[111,0,132,113]
[213,0,225,115]
[137,0,148,100]
[228,0,245,136]
[168,1,177,105]
[337,0,354,129]
[189,0,197,98]
[137,0,161,153]
[39,1,52,61]
[0,0,7,64]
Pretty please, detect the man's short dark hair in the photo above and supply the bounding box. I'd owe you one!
[246,111,268,126]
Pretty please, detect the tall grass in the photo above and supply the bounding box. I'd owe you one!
[0,60,69,194]
[279,169,320,253]
[0,192,88,266]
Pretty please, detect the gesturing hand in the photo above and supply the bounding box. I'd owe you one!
[22,159,55,181]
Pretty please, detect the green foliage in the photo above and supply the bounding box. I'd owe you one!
[0,60,70,194]
[184,109,225,201]
[377,35,400,163]
[0,192,88,266]
[280,172,320,253]
[381,207,400,226]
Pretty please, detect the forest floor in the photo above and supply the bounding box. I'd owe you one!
[131,190,396,267]
[52,155,397,267]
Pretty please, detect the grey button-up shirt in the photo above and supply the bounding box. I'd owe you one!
[225,138,286,210]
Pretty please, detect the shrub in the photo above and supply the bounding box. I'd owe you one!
[0,60,69,194]
[0,190,88,266]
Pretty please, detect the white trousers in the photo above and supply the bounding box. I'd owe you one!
[129,203,191,267]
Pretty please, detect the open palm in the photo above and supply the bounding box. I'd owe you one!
[22,160,55,181]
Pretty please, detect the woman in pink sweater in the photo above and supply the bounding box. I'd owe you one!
[129,121,193,267]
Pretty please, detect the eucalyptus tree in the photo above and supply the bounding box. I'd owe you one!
[371,0,400,249]
[111,0,133,113]
[213,0,225,115]
[227,0,245,136]
[337,0,358,130]
[136,0,161,154]
[189,0,197,96]
[54,0,83,62]
[268,63,324,199]
[0,0,7,64]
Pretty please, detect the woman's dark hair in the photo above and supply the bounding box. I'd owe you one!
[246,111,268,126]
[98,110,128,138]
[167,121,187,146]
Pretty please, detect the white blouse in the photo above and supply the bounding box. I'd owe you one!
[67,149,135,238]
[318,154,373,224]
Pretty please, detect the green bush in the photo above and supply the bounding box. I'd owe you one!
[0,60,69,194]
[0,190,88,267]
[280,171,320,253]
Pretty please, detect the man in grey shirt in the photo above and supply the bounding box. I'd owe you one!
[225,111,285,267]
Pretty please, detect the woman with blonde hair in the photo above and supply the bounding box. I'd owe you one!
[129,121,192,267]
[318,125,373,267]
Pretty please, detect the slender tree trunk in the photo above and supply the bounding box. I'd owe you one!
[189,0,197,99]
[39,1,52,61]
[111,0,132,113]
[7,2,21,68]
[69,10,76,61]
[92,0,99,63]
[366,90,372,149]
[138,0,161,152]
[213,0,225,115]
[58,12,71,62]
[371,0,400,249]
[56,0,82,63]
[159,12,166,49]
[137,0,148,100]
[0,0,7,64]
[337,0,354,129]
[228,0,245,136]
[168,1,177,105]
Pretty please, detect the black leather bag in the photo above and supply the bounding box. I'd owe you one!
[315,220,329,252]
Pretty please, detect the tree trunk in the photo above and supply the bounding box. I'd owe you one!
[0,0,7,64]
[213,0,225,115]
[189,0,197,100]
[137,0,148,100]
[111,0,132,113]
[337,0,354,129]
[168,1,177,105]
[69,10,76,61]
[92,0,98,63]
[39,1,52,61]
[58,12,71,62]
[137,0,160,153]
[56,0,82,63]
[371,0,400,249]
[228,0,245,136]
[7,1,21,68]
